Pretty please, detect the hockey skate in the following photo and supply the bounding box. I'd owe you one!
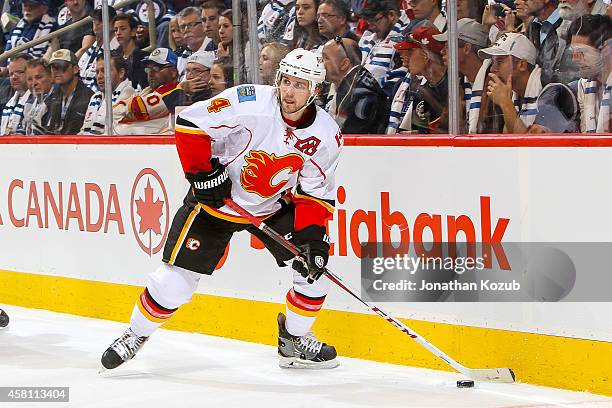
[277,312,338,369]
[101,328,148,370]
[0,308,8,328]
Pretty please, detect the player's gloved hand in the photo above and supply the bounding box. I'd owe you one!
[185,157,232,208]
[291,225,330,283]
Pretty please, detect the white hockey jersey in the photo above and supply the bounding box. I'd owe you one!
[175,85,343,228]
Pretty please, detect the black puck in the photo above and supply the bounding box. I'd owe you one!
[0,309,9,328]
[457,380,474,388]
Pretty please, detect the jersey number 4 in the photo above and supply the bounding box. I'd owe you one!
[207,98,231,113]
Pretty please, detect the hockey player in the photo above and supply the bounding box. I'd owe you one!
[101,48,342,370]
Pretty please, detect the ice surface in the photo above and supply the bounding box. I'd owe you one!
[0,306,610,408]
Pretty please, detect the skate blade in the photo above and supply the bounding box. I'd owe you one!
[278,355,339,369]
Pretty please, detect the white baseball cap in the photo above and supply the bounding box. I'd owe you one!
[478,33,537,65]
[187,50,215,69]
[433,18,489,48]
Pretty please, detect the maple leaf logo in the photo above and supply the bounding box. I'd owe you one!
[130,169,170,257]
[135,178,164,255]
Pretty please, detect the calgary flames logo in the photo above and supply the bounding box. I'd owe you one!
[240,151,304,198]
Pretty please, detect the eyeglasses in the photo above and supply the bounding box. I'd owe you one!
[145,64,173,73]
[185,67,210,76]
[179,20,202,32]
[334,36,349,58]
[50,63,71,72]
[317,13,339,20]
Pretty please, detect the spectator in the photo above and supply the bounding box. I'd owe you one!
[168,16,187,54]
[39,49,94,134]
[559,0,608,24]
[217,9,234,61]
[527,82,579,133]
[259,42,290,85]
[78,6,119,92]
[181,50,215,103]
[54,0,95,59]
[258,0,294,43]
[480,33,543,133]
[525,0,566,85]
[567,14,611,132]
[209,59,233,96]
[322,37,388,133]
[80,53,135,135]
[24,58,52,135]
[283,0,326,50]
[114,13,148,90]
[435,18,490,133]
[116,48,184,134]
[457,0,487,21]
[408,0,447,31]
[177,7,216,77]
[201,1,225,47]
[2,0,55,70]
[358,0,411,89]
[317,0,360,42]
[1,53,33,135]
[136,23,149,49]
[392,26,448,134]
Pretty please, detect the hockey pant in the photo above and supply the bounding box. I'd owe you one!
[130,195,331,338]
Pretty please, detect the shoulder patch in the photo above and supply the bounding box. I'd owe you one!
[237,85,256,103]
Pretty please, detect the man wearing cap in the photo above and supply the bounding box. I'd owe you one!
[322,37,388,133]
[390,26,448,134]
[358,0,411,89]
[1,0,55,73]
[479,32,544,133]
[115,48,185,135]
[434,18,491,133]
[180,50,215,104]
[37,49,93,134]
[80,53,136,135]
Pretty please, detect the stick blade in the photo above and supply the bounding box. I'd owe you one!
[466,367,515,383]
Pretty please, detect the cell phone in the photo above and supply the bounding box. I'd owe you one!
[492,4,506,17]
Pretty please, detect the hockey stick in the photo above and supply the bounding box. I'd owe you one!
[224,198,516,383]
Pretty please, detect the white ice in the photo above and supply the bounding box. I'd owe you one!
[0,306,611,408]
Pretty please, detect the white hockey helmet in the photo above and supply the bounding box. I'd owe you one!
[275,48,326,96]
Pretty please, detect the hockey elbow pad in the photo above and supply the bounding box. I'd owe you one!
[185,157,232,208]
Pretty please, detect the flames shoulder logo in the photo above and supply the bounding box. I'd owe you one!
[240,150,304,198]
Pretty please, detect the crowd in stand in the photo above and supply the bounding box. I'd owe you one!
[0,0,609,135]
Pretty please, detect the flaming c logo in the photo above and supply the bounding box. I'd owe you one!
[240,150,304,198]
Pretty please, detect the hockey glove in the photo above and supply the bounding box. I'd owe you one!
[291,225,330,283]
[185,158,232,208]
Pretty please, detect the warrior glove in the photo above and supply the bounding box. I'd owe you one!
[185,158,232,208]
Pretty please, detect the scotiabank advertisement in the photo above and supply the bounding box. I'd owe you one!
[0,141,611,341]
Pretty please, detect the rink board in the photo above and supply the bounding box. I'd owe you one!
[0,135,611,395]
